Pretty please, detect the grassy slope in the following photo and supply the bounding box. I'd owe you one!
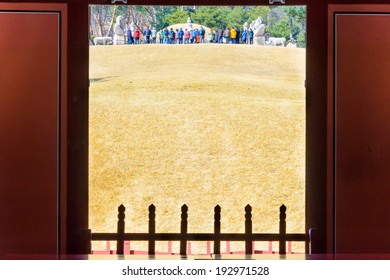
[89,44,305,253]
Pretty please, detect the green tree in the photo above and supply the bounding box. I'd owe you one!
[248,6,271,25]
[269,17,300,40]
[154,6,176,30]
[283,6,306,40]
[225,6,249,28]
[165,8,189,26]
[297,31,306,48]
[192,6,229,29]
[285,6,306,27]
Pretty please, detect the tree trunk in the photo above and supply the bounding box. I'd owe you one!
[96,5,104,37]
[289,15,293,40]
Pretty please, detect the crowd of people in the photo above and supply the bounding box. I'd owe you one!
[125,25,256,45]
[209,27,255,44]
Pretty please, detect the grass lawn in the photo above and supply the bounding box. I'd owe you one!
[89,43,306,253]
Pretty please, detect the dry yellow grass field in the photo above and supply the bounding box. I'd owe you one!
[89,43,305,253]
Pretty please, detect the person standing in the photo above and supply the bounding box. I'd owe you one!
[210,31,216,43]
[175,29,180,44]
[224,27,230,44]
[178,28,184,44]
[195,29,200,43]
[163,27,169,44]
[185,29,190,44]
[248,28,254,44]
[190,29,195,43]
[235,27,240,44]
[126,27,133,44]
[242,29,247,44]
[217,28,223,43]
[159,29,164,44]
[143,26,151,44]
[230,27,237,44]
[133,28,140,44]
[151,27,157,43]
[169,28,175,44]
[199,26,205,43]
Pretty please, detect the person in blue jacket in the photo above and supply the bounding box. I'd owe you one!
[144,26,151,44]
[242,29,247,44]
[199,26,205,43]
[126,28,133,44]
[192,29,198,44]
[163,28,169,44]
[178,28,184,44]
[248,28,254,44]
[169,28,175,44]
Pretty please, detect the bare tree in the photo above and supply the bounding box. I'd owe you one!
[90,5,120,39]
[105,5,117,37]
[145,6,157,25]
[96,5,104,37]
[128,6,144,32]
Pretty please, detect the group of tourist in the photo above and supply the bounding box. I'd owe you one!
[126,26,157,44]
[157,26,207,44]
[210,27,254,44]
[125,25,256,45]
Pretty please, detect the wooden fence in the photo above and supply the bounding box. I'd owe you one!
[91,204,311,255]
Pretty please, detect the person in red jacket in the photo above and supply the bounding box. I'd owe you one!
[133,28,140,44]
[184,29,191,44]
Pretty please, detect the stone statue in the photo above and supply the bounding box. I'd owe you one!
[252,17,266,45]
[113,15,126,45]
[243,22,248,31]
[186,17,193,31]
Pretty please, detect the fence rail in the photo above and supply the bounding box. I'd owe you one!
[91,204,310,255]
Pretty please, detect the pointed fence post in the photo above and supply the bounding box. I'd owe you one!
[245,204,253,254]
[279,204,286,254]
[117,204,125,254]
[214,205,221,254]
[180,204,188,255]
[148,204,156,255]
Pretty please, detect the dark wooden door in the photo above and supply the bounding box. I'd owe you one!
[329,5,390,253]
[0,3,67,255]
